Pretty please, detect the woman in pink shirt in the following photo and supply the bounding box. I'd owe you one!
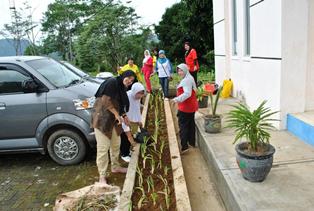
[141,50,153,93]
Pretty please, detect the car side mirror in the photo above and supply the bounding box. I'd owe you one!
[22,79,38,93]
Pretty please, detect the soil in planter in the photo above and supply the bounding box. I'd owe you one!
[131,92,176,210]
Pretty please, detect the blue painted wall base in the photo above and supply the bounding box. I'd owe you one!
[287,114,314,146]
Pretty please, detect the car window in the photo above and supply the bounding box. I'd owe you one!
[0,68,31,94]
[26,58,81,88]
[62,61,88,77]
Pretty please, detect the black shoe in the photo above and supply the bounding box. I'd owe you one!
[188,143,196,148]
[181,147,189,155]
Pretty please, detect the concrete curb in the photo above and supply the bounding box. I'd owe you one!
[118,94,150,211]
[164,100,192,211]
[195,116,241,211]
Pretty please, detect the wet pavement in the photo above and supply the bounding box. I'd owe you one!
[0,151,126,210]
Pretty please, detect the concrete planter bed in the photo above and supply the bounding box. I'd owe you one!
[119,92,191,211]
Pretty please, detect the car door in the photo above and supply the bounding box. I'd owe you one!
[0,64,47,149]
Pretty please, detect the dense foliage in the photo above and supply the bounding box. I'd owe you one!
[155,0,214,70]
[2,0,214,73]
[39,0,157,72]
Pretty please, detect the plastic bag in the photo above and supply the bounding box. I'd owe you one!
[221,79,233,98]
[135,127,150,144]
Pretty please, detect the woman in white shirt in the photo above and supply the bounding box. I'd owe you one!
[154,50,172,98]
[120,82,145,162]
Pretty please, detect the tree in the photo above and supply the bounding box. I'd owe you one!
[155,2,187,64]
[155,0,214,68]
[0,3,32,55]
[75,1,152,72]
[41,0,90,61]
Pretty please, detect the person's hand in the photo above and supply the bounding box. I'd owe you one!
[150,72,155,77]
[130,140,137,147]
[123,115,130,126]
[170,99,177,109]
[115,115,123,125]
[138,122,143,128]
[194,65,197,71]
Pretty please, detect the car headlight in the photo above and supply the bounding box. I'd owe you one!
[73,96,95,110]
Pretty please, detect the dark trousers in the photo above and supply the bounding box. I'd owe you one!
[159,77,169,97]
[190,71,197,85]
[120,132,130,157]
[177,111,196,150]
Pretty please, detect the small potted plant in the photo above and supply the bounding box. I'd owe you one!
[203,86,223,133]
[226,100,278,182]
[196,86,210,108]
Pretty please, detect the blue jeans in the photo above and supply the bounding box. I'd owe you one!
[159,77,169,97]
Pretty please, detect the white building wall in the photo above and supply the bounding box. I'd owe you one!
[250,0,281,58]
[306,0,314,110]
[227,0,282,127]
[281,0,309,127]
[213,0,313,129]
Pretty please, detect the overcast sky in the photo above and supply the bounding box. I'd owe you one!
[0,0,179,40]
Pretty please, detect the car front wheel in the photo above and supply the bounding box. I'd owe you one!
[47,129,86,165]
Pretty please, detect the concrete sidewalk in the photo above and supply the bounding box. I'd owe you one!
[196,99,314,211]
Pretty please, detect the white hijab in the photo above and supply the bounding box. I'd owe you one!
[173,63,197,103]
[126,82,145,122]
[143,50,151,64]
[177,63,197,90]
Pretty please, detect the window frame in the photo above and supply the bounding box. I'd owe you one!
[0,64,38,95]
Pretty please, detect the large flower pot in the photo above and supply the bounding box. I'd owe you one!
[235,142,275,182]
[198,96,208,108]
[204,114,221,133]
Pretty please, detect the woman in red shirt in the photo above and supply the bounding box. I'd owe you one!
[141,50,153,93]
[172,63,198,154]
[184,42,199,85]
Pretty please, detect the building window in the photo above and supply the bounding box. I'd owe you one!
[244,0,250,56]
[232,0,238,56]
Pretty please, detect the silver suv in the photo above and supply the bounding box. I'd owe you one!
[0,56,99,165]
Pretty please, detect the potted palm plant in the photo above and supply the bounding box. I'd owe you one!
[226,100,278,182]
[204,86,222,133]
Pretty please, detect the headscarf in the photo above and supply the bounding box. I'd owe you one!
[177,63,196,90]
[130,82,145,98]
[158,50,167,64]
[143,50,151,64]
[95,70,136,114]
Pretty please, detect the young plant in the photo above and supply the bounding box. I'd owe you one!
[149,156,156,174]
[146,175,155,193]
[164,166,169,176]
[157,160,163,170]
[157,174,171,209]
[208,86,222,117]
[135,186,146,210]
[136,166,143,187]
[128,200,132,211]
[151,192,158,206]
[140,136,149,158]
[226,100,279,152]
[159,139,165,156]
[143,154,152,169]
